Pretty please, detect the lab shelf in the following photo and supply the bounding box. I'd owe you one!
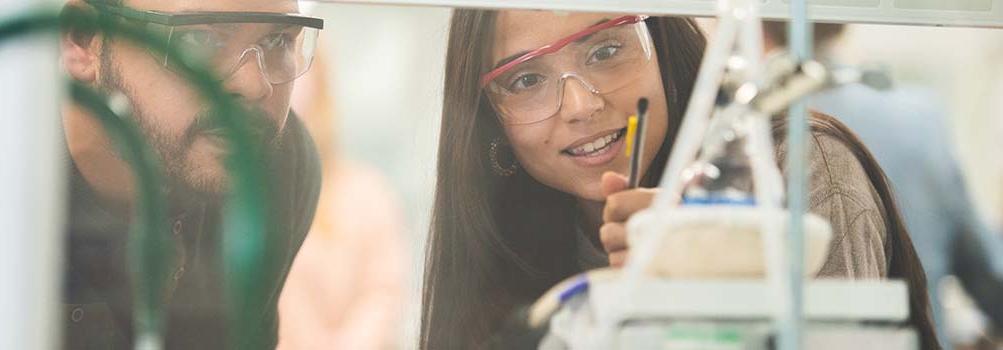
[317,0,1003,28]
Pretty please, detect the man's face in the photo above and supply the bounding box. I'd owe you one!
[98,0,301,195]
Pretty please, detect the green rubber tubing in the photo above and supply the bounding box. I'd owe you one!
[0,6,276,349]
[69,81,172,349]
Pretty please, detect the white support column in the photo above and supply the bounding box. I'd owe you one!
[781,0,811,349]
[0,1,65,350]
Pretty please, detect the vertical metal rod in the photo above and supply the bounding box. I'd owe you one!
[782,0,811,349]
[0,2,63,350]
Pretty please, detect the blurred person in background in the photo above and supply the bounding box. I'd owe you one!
[763,21,1003,349]
[277,48,407,350]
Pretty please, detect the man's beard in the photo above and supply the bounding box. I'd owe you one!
[98,45,283,201]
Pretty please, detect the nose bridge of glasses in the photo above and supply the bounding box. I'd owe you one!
[558,72,601,98]
[555,72,602,116]
[225,45,268,81]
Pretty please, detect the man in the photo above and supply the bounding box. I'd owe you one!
[60,0,322,348]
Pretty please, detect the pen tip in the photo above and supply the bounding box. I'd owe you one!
[637,98,649,115]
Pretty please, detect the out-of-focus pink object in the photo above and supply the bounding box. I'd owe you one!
[277,163,406,350]
[279,44,407,349]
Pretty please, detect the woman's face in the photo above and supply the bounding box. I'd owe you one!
[490,11,670,201]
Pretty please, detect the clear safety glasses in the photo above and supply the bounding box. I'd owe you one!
[88,1,324,84]
[481,15,653,125]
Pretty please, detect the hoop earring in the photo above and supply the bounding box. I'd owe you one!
[489,137,518,177]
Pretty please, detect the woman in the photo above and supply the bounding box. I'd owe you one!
[421,10,937,349]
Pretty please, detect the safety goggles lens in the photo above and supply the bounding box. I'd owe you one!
[484,18,652,125]
[166,23,319,84]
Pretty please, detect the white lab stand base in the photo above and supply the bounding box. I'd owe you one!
[542,279,917,350]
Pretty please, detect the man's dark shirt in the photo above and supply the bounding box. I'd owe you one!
[62,114,321,349]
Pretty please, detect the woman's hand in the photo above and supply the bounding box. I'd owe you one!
[600,172,657,267]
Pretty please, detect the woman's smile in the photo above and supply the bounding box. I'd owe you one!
[561,127,628,167]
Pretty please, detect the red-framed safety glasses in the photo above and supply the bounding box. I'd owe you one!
[481,15,653,125]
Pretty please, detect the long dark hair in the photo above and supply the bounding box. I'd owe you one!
[421,10,937,349]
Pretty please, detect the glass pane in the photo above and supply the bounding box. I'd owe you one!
[8,0,1002,349]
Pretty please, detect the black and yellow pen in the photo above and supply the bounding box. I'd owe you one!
[626,98,649,189]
